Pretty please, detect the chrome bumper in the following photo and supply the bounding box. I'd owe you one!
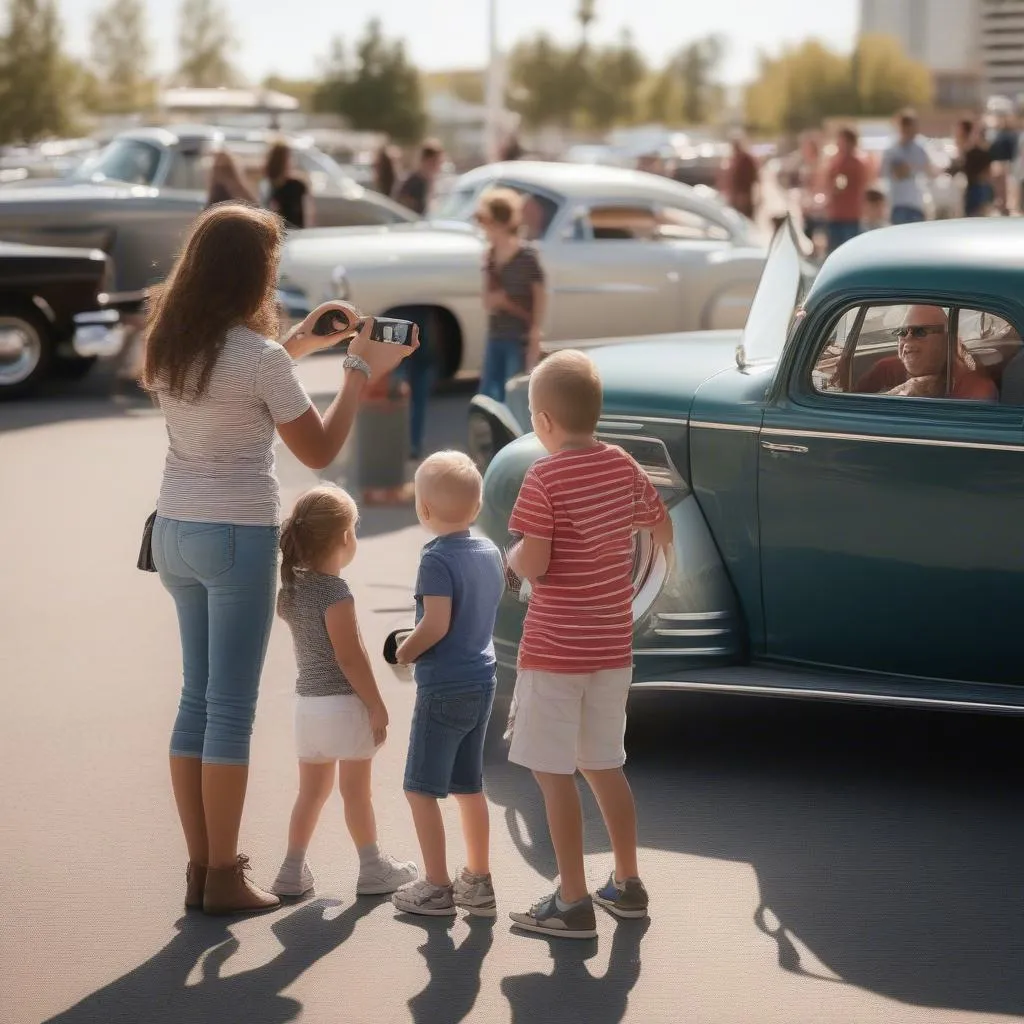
[72,309,126,359]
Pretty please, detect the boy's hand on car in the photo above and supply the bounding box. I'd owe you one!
[369,702,389,746]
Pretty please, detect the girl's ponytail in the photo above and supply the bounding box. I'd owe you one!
[279,485,359,588]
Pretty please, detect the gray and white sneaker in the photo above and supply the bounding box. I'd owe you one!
[509,890,598,940]
[593,873,649,919]
[357,853,419,896]
[452,868,496,917]
[392,878,457,917]
[270,858,315,897]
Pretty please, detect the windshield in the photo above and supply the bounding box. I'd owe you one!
[432,183,479,222]
[72,138,163,186]
[736,221,813,367]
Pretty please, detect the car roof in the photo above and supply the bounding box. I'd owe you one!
[457,160,711,203]
[115,124,310,148]
[806,219,1024,307]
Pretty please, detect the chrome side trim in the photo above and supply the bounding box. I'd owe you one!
[690,420,760,433]
[595,432,686,490]
[600,414,689,427]
[657,611,730,621]
[761,426,1024,454]
[628,679,1024,715]
[634,646,731,656]
[554,283,659,295]
[597,420,645,431]
[654,628,730,638]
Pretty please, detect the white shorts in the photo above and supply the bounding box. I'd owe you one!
[295,694,377,762]
[507,668,633,775]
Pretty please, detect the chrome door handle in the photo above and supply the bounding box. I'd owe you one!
[761,441,809,454]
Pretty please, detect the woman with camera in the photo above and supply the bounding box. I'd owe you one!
[143,203,415,915]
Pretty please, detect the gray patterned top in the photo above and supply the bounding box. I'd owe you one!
[277,570,354,697]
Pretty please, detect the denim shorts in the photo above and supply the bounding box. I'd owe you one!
[403,681,495,797]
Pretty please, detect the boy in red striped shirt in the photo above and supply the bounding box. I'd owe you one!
[505,350,673,939]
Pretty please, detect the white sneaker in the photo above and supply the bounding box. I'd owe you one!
[392,878,457,916]
[357,852,419,895]
[270,859,315,897]
[453,868,497,917]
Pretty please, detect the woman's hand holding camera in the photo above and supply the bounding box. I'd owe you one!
[349,318,419,382]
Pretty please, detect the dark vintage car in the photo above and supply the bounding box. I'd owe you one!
[0,241,133,398]
[0,125,416,294]
[477,218,1024,740]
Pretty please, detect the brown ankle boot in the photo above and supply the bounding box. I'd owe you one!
[203,855,281,916]
[185,862,207,910]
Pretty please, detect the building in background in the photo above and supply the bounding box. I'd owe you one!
[979,0,1024,103]
[859,0,981,107]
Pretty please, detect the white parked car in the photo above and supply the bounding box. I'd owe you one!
[278,161,772,377]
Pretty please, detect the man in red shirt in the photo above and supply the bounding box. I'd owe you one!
[505,350,672,939]
[827,127,868,254]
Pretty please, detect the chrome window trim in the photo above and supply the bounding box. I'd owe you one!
[761,426,1024,453]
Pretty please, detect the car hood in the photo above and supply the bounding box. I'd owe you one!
[281,221,483,270]
[584,329,744,420]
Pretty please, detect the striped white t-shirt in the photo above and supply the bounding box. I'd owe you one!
[508,443,666,674]
[156,325,312,527]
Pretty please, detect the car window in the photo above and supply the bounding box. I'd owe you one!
[72,138,162,186]
[433,184,481,221]
[164,150,210,191]
[811,302,1004,403]
[493,182,560,241]
[656,204,731,241]
[577,203,659,241]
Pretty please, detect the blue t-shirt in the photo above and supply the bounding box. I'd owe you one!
[413,531,505,691]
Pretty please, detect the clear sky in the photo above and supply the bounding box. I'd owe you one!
[61,0,859,83]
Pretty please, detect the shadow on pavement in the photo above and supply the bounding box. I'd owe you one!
[44,896,387,1024]
[484,694,1024,1018]
[502,918,650,1024]
[396,914,495,1024]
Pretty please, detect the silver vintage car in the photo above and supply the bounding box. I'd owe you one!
[277,161,772,378]
[0,125,416,294]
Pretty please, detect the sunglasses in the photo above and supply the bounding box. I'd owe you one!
[891,324,946,339]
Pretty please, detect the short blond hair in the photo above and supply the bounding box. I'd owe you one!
[415,450,483,525]
[477,187,523,231]
[529,349,603,435]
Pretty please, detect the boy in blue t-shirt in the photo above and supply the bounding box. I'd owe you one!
[392,451,506,918]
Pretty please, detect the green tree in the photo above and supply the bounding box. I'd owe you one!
[90,0,154,113]
[672,35,726,124]
[586,31,647,130]
[313,20,426,143]
[852,33,932,115]
[176,0,235,88]
[262,75,318,111]
[0,0,69,144]
[506,32,576,128]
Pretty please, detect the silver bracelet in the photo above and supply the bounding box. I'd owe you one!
[343,353,371,378]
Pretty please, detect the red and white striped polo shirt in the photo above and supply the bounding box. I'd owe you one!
[509,442,667,674]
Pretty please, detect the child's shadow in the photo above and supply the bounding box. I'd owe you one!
[502,918,651,1024]
[399,914,495,1024]
[45,897,388,1024]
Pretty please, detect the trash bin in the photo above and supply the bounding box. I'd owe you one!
[354,371,414,505]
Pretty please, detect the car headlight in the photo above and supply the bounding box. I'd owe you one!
[331,265,350,301]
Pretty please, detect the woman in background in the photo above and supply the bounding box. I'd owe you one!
[206,150,257,208]
[373,144,398,198]
[265,142,314,230]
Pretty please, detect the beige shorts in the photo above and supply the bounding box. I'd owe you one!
[295,694,377,762]
[507,668,633,775]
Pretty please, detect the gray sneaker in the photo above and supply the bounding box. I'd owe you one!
[357,853,419,896]
[593,873,649,919]
[509,890,598,940]
[452,868,496,917]
[392,878,457,917]
[270,859,315,897]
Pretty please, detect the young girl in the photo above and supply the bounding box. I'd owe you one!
[271,484,418,897]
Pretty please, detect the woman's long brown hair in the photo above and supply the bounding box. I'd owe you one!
[142,204,283,401]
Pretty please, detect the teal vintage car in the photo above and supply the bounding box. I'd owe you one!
[477,218,1024,737]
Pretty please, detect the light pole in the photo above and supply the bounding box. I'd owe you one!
[484,0,503,162]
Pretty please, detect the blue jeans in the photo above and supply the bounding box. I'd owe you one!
[403,682,495,797]
[827,220,861,254]
[891,205,925,225]
[398,305,437,458]
[154,517,279,765]
[479,337,526,403]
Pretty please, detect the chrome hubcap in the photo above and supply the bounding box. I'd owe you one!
[0,318,41,386]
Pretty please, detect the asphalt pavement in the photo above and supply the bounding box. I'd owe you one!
[3,356,1024,1024]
